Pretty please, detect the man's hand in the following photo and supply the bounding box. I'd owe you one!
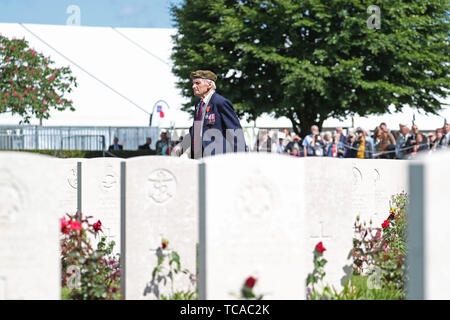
[171,145,183,157]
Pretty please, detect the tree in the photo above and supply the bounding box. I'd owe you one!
[171,0,449,136]
[0,35,77,124]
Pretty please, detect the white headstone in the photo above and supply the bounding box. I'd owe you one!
[54,158,85,216]
[408,150,450,299]
[123,156,198,300]
[346,159,408,228]
[82,158,121,254]
[200,153,307,299]
[0,152,60,299]
[302,157,354,292]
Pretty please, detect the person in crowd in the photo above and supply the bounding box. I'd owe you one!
[409,133,429,158]
[282,128,293,150]
[276,137,285,154]
[430,128,444,151]
[138,137,153,151]
[155,131,169,155]
[303,125,325,157]
[286,135,302,156]
[363,129,374,158]
[396,124,411,159]
[344,132,355,158]
[405,124,425,156]
[378,122,396,159]
[310,130,326,157]
[427,131,437,150]
[291,147,301,157]
[108,137,123,151]
[327,134,345,158]
[373,127,382,158]
[254,129,272,152]
[335,127,346,143]
[439,123,450,149]
[161,140,174,156]
[323,132,333,154]
[348,127,373,159]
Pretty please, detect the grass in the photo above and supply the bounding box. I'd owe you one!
[309,274,405,300]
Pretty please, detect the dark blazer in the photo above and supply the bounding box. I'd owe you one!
[108,144,123,151]
[188,92,246,157]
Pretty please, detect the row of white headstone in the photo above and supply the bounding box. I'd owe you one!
[0,151,447,299]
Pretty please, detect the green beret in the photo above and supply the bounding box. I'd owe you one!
[190,70,217,82]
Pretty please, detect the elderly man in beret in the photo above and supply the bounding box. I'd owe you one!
[173,70,246,159]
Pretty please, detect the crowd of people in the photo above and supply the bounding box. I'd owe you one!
[255,122,450,159]
[109,122,450,159]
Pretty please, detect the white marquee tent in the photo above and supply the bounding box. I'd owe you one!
[0,23,448,132]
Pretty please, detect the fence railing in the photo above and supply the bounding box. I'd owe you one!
[0,126,160,151]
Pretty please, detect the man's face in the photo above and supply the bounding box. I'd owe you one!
[114,138,118,144]
[380,124,387,132]
[146,138,152,144]
[311,126,319,134]
[192,78,211,97]
[412,125,418,134]
[400,126,409,135]
[161,133,167,140]
[445,124,450,134]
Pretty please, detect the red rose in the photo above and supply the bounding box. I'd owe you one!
[70,220,82,231]
[315,241,326,253]
[49,74,56,83]
[93,220,102,232]
[382,220,389,229]
[244,276,257,289]
[388,213,394,220]
[60,217,70,234]
[375,230,382,241]
[162,238,168,249]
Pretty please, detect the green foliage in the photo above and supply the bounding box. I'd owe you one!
[60,212,121,300]
[0,35,77,123]
[151,239,198,300]
[171,0,449,135]
[308,192,408,299]
[308,275,404,300]
[306,250,328,287]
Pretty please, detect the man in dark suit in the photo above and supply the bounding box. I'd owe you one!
[138,137,154,151]
[108,137,123,151]
[173,70,246,159]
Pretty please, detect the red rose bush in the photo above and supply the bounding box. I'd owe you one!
[60,212,120,300]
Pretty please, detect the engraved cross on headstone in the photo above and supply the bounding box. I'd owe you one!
[311,221,331,239]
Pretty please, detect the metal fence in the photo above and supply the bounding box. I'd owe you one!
[0,126,160,151]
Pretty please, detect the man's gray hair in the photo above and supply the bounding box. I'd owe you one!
[205,78,216,89]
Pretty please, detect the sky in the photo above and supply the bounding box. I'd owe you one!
[0,0,183,28]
